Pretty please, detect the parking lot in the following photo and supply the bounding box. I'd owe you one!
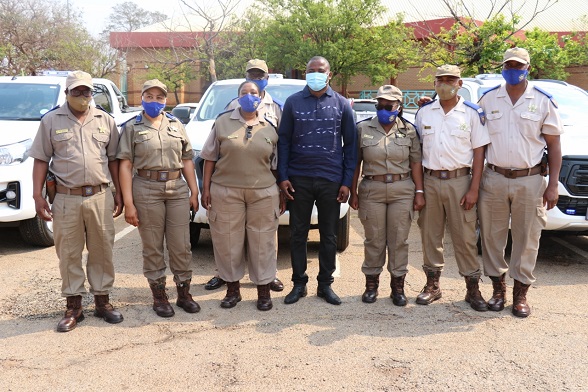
[0,211,587,391]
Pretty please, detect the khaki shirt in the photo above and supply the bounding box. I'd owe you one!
[116,112,193,169]
[226,90,282,127]
[200,108,278,189]
[479,83,563,169]
[416,96,490,171]
[30,105,118,188]
[357,116,421,176]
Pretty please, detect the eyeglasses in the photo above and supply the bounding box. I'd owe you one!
[375,103,400,111]
[69,89,93,97]
[246,125,253,139]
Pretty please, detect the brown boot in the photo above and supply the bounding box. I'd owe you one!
[176,280,201,313]
[512,280,531,318]
[416,270,442,305]
[390,275,407,307]
[464,277,488,312]
[56,295,84,332]
[221,281,242,308]
[149,279,175,318]
[488,274,506,311]
[94,294,124,323]
[362,274,379,303]
[256,284,272,311]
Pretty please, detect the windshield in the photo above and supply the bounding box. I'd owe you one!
[534,83,588,121]
[0,83,59,120]
[196,83,304,121]
[353,102,376,112]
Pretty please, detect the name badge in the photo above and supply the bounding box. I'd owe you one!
[138,131,149,135]
[168,126,178,132]
[362,134,373,139]
[491,110,500,114]
[424,126,431,130]
[228,135,238,139]
[55,129,68,134]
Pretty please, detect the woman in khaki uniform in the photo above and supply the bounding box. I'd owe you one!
[117,79,200,318]
[349,85,425,306]
[200,81,285,311]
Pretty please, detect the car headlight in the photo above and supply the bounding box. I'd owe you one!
[0,139,33,165]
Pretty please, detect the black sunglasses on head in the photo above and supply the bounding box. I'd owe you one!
[246,125,253,139]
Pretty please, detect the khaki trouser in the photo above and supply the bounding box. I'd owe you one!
[478,167,547,284]
[52,188,115,296]
[358,178,414,277]
[208,183,279,285]
[417,173,481,277]
[132,177,192,284]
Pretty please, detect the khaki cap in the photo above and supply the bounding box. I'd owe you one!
[246,59,269,73]
[376,85,403,101]
[435,64,461,78]
[141,79,168,96]
[503,47,530,64]
[66,70,93,90]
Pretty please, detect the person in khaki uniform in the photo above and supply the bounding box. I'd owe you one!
[349,85,424,306]
[204,59,285,293]
[31,70,124,332]
[478,48,563,318]
[117,79,200,318]
[415,65,490,312]
[200,81,285,311]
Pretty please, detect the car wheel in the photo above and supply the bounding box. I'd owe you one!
[336,211,350,252]
[190,222,201,248]
[19,215,54,247]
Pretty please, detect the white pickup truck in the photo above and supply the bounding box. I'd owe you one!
[0,72,140,246]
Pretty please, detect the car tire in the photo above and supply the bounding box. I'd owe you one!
[19,215,54,247]
[189,222,201,248]
[336,211,350,252]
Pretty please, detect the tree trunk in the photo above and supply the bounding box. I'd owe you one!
[209,57,217,83]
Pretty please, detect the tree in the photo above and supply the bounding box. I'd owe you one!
[515,28,569,79]
[102,1,168,33]
[420,0,559,76]
[144,49,200,104]
[256,0,420,95]
[562,15,588,67]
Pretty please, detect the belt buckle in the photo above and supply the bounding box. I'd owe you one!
[505,169,516,179]
[439,170,449,179]
[157,171,169,181]
[82,186,94,196]
[384,174,394,183]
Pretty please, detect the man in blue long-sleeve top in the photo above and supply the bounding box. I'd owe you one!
[278,56,357,305]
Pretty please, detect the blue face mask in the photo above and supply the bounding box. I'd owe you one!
[306,72,329,91]
[142,100,165,118]
[502,69,528,85]
[248,78,268,92]
[238,94,262,113]
[377,109,399,125]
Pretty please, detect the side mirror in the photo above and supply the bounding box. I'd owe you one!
[171,107,192,125]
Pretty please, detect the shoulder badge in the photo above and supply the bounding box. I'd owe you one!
[264,115,277,130]
[463,101,486,125]
[95,105,114,118]
[224,97,238,111]
[480,85,500,101]
[216,109,233,119]
[533,85,558,108]
[271,97,284,110]
[356,117,373,126]
[41,105,60,119]
[165,112,177,121]
[400,117,420,141]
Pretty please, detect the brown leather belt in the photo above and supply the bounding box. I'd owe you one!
[487,163,541,179]
[364,172,411,183]
[56,184,109,197]
[424,167,471,179]
[137,169,181,182]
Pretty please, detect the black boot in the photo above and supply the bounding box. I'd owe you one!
[176,280,201,313]
[416,270,442,305]
[149,279,175,318]
[94,294,124,323]
[256,284,272,311]
[361,274,379,303]
[390,275,407,307]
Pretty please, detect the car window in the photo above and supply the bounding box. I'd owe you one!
[537,83,588,120]
[0,83,59,120]
[353,102,376,112]
[457,87,471,102]
[93,83,112,114]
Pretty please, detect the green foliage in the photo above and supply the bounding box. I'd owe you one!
[144,49,200,103]
[515,28,569,79]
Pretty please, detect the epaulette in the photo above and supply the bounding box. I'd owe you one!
[415,99,436,121]
[224,97,238,110]
[463,100,486,125]
[165,112,177,121]
[119,113,142,130]
[264,116,277,130]
[400,116,420,140]
[41,105,60,118]
[95,105,114,118]
[533,85,558,108]
[271,97,284,110]
[216,109,232,119]
[481,85,500,97]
